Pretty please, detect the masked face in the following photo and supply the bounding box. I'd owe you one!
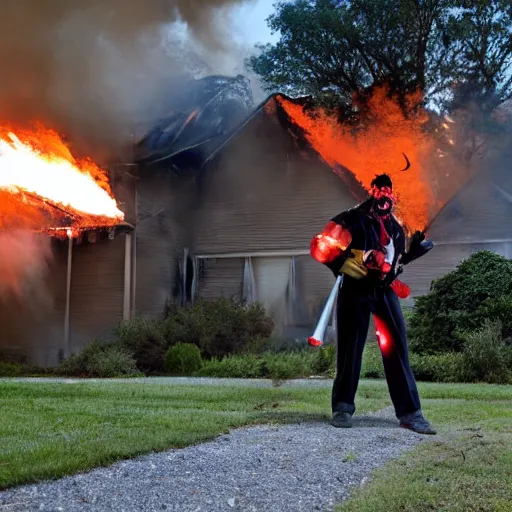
[371,186,395,216]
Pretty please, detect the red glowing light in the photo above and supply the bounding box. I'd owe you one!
[374,315,393,355]
[310,221,352,264]
[390,279,411,299]
[308,336,323,347]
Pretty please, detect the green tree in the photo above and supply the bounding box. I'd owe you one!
[247,0,512,118]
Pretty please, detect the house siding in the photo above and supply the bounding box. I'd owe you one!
[194,109,359,255]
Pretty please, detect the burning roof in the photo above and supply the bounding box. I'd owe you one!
[0,124,126,235]
[134,75,254,167]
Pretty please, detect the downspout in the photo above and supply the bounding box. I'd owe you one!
[183,247,189,304]
[123,233,133,321]
[63,229,73,357]
[131,185,138,315]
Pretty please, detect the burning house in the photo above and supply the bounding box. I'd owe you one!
[2,73,511,366]
[136,90,368,336]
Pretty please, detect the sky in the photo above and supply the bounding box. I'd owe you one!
[229,0,281,47]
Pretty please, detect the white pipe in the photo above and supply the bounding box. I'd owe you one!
[123,233,132,321]
[195,249,310,259]
[64,229,73,356]
[131,186,138,314]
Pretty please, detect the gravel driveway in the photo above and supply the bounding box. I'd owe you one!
[0,395,425,512]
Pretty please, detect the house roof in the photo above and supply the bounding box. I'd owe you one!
[427,148,512,242]
[134,75,254,167]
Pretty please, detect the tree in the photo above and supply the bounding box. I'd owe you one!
[246,0,512,118]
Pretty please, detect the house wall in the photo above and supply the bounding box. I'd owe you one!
[134,170,196,315]
[0,165,137,366]
[192,107,361,331]
[194,109,358,255]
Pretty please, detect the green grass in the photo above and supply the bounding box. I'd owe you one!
[0,379,386,490]
[338,382,512,512]
[2,378,511,512]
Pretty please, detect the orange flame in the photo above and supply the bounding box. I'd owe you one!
[0,124,124,232]
[277,88,437,232]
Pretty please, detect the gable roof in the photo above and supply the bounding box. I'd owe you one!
[428,149,512,242]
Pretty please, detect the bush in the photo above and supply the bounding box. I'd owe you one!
[311,344,336,376]
[460,320,512,384]
[114,315,167,373]
[262,351,315,380]
[194,349,324,380]
[409,251,512,354]
[162,298,274,358]
[409,352,464,383]
[361,342,464,382]
[56,341,139,378]
[194,354,268,378]
[361,343,385,379]
[0,362,24,377]
[165,343,203,375]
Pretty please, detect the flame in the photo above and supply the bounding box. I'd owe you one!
[277,87,437,232]
[0,124,124,232]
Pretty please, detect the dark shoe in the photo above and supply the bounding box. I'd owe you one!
[332,412,353,428]
[399,410,437,435]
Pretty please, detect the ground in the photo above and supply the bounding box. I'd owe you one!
[1,378,511,511]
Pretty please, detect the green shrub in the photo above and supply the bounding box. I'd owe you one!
[460,320,512,384]
[114,315,167,373]
[409,251,512,354]
[194,349,322,380]
[262,351,315,380]
[361,343,385,379]
[311,344,336,376]
[409,352,464,383]
[165,343,203,375]
[0,362,23,377]
[56,341,139,378]
[163,298,274,358]
[361,342,464,382]
[194,354,268,378]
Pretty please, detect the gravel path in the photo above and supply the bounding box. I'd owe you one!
[0,406,425,512]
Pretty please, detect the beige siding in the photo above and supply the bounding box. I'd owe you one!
[405,243,473,297]
[194,109,360,255]
[134,172,197,315]
[429,176,512,242]
[197,257,244,300]
[295,255,336,326]
[69,234,126,350]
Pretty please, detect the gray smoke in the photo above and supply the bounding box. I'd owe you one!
[0,0,252,160]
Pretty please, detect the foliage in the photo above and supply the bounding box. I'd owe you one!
[311,344,336,376]
[194,354,268,378]
[194,348,324,380]
[408,251,512,354]
[247,0,512,116]
[162,298,274,358]
[113,315,168,373]
[460,320,512,384]
[56,341,139,378]
[164,343,203,375]
[0,362,23,377]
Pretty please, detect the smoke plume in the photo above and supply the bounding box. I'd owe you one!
[0,230,52,299]
[0,0,251,160]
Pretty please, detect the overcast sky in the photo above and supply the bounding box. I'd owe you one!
[230,0,281,47]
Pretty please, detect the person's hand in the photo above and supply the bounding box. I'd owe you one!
[363,249,391,274]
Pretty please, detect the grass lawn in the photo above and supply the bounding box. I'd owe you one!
[1,378,511,512]
[339,382,512,512]
[0,378,386,490]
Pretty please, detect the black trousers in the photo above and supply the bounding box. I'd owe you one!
[331,278,421,418]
